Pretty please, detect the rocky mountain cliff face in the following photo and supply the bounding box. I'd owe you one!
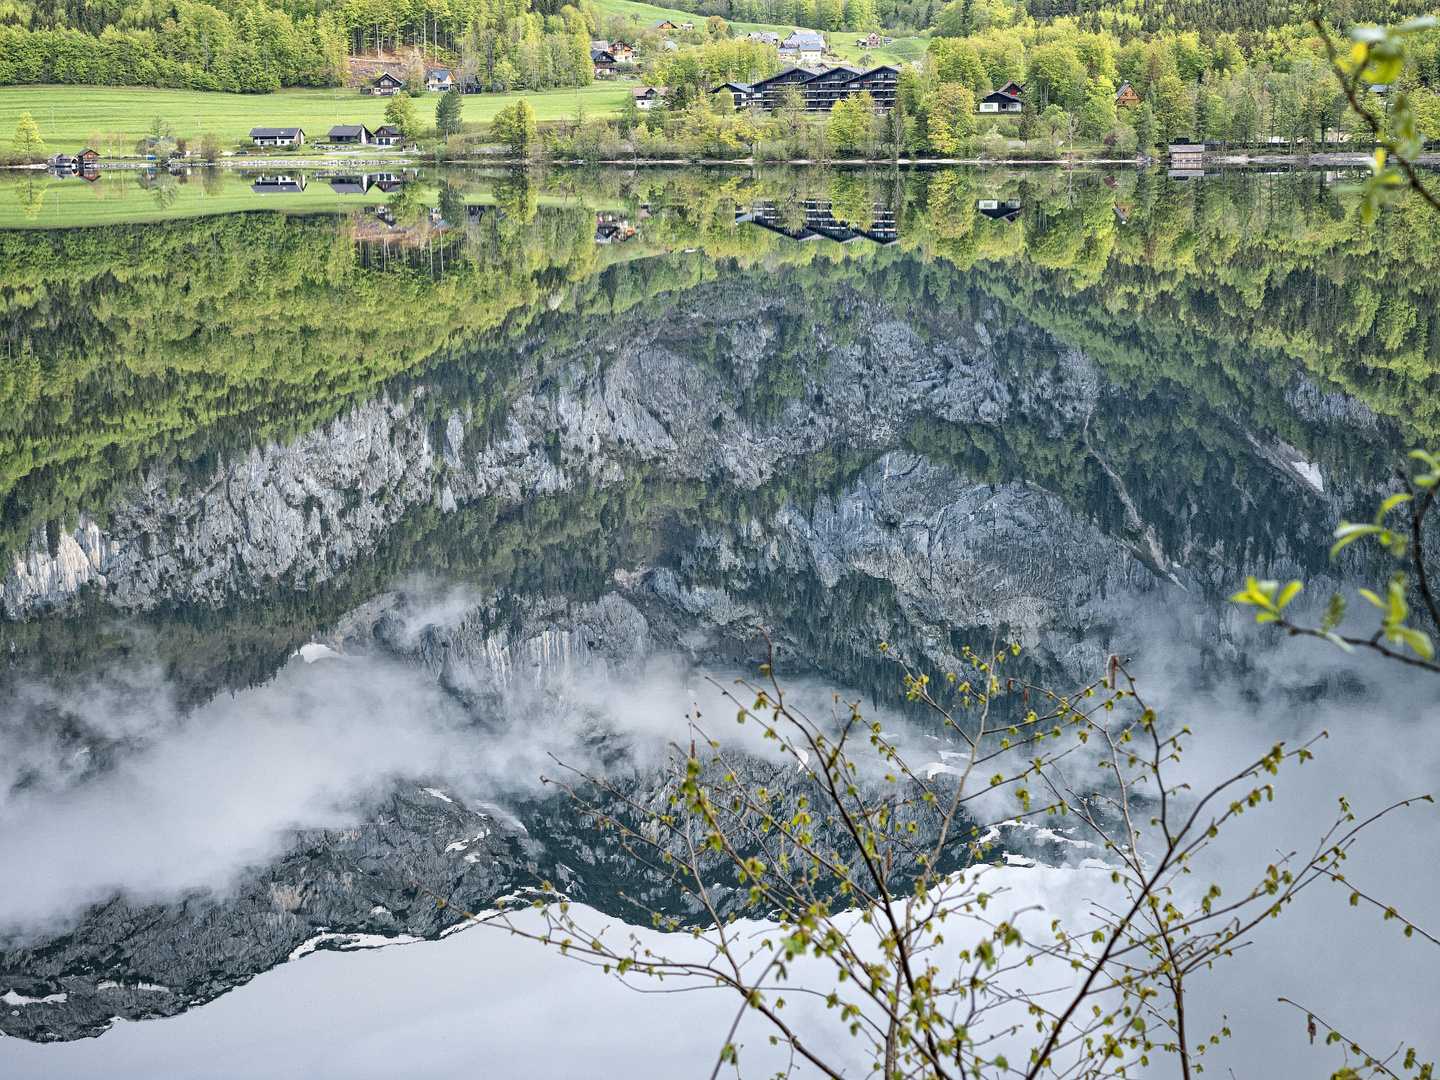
[1,277,1360,623]
[0,274,1390,1045]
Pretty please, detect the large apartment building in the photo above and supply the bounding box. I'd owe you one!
[751,65,901,112]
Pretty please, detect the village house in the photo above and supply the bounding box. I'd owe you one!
[327,124,371,146]
[249,127,306,147]
[779,30,825,65]
[632,85,667,109]
[710,81,758,108]
[424,68,455,91]
[679,21,694,30]
[608,40,634,62]
[649,19,677,29]
[591,49,618,76]
[365,71,404,96]
[371,124,403,147]
[745,30,779,45]
[854,32,892,48]
[978,81,1023,113]
[1115,80,1139,106]
[751,64,899,112]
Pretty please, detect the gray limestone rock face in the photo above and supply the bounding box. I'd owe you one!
[1,276,1363,625]
[0,786,528,1042]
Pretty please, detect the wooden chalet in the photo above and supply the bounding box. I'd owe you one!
[371,124,403,147]
[424,68,454,92]
[978,82,1023,113]
[591,49,618,76]
[608,40,634,62]
[249,127,306,147]
[1115,80,1139,106]
[649,18,677,29]
[365,71,404,96]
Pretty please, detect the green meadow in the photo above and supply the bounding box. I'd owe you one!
[590,0,928,69]
[0,83,631,157]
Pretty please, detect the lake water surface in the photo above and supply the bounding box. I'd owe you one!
[1,163,1437,1077]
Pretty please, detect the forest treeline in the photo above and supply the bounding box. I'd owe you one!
[5,0,1440,105]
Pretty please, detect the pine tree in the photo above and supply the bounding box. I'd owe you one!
[12,111,46,163]
[436,88,464,136]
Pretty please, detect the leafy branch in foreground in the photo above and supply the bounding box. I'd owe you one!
[411,640,1423,1080]
[1275,998,1435,1080]
[1232,450,1440,671]
[1311,3,1440,220]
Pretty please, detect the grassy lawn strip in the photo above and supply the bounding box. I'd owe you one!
[0,84,628,155]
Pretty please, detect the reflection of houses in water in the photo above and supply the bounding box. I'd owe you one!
[326,173,373,195]
[50,148,100,181]
[736,200,897,245]
[251,174,306,195]
[594,211,635,243]
[370,172,406,193]
[1113,203,1131,225]
[977,199,1022,223]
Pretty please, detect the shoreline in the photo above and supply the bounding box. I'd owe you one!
[8,150,1433,172]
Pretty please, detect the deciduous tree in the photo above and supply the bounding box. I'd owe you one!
[12,110,45,163]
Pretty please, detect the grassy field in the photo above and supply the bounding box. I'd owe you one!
[591,0,928,68]
[0,84,630,157]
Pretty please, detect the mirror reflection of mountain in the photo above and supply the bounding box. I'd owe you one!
[0,166,1433,1046]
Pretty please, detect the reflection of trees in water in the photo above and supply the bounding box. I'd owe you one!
[201,167,225,197]
[826,172,875,232]
[136,170,179,209]
[15,178,46,221]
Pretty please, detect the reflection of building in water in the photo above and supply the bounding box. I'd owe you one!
[977,199,1022,223]
[594,211,635,243]
[736,200,897,244]
[371,172,406,193]
[326,173,373,195]
[49,148,100,181]
[251,174,307,195]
